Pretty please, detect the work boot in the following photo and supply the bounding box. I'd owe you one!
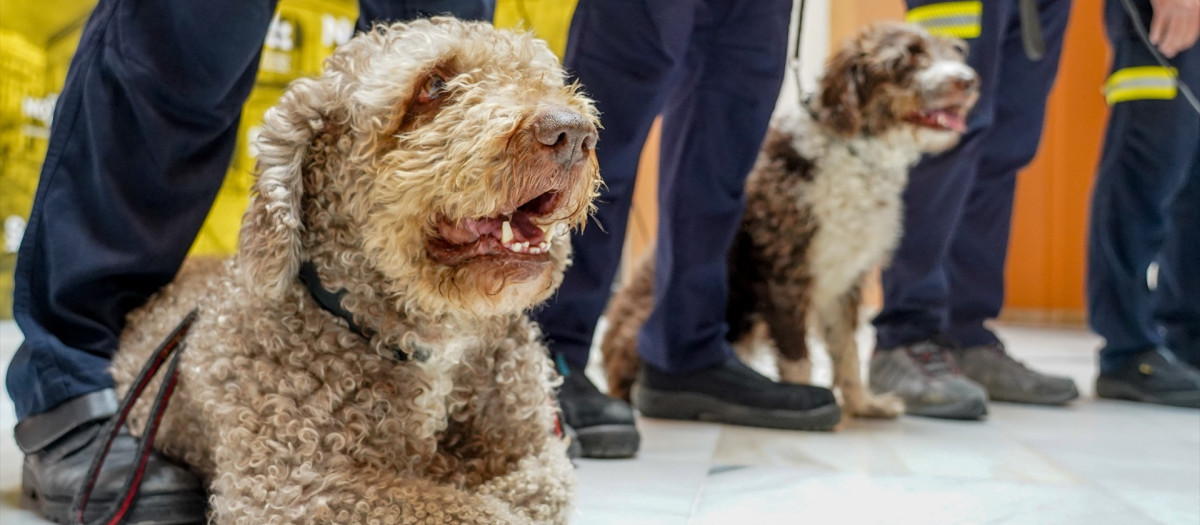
[554,355,641,458]
[17,389,207,524]
[1096,347,1200,408]
[870,338,988,420]
[632,355,841,431]
[956,342,1079,405]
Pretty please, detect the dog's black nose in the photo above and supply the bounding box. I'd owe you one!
[532,108,597,167]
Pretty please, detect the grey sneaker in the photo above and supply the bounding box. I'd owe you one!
[870,339,988,420]
[956,342,1079,405]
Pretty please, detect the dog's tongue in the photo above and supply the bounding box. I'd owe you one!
[917,109,966,132]
[509,211,545,244]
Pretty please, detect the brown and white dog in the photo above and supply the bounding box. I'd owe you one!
[111,19,599,524]
[601,22,978,419]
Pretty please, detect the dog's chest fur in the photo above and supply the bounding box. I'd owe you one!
[746,109,924,307]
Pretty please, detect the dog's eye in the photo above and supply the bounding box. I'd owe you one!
[418,74,447,104]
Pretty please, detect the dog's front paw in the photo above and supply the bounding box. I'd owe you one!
[846,391,905,419]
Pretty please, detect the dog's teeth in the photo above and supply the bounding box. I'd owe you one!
[538,223,550,237]
[936,114,947,127]
[539,241,549,251]
[501,221,513,244]
[529,247,542,255]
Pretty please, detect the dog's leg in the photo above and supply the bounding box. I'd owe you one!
[452,336,576,524]
[816,285,903,419]
[476,435,575,524]
[776,353,813,384]
[208,467,532,525]
[761,283,812,384]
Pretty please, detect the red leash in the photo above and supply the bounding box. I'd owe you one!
[71,309,198,525]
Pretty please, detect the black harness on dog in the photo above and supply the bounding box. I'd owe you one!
[298,261,428,362]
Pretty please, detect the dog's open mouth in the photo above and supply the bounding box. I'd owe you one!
[428,190,570,265]
[907,104,969,132]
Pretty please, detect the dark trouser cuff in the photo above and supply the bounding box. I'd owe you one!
[14,388,116,454]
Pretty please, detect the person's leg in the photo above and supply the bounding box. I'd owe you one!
[9,0,277,422]
[1155,146,1200,368]
[638,0,789,373]
[630,0,839,432]
[1090,1,1200,371]
[946,0,1070,348]
[867,0,1008,420]
[873,0,1009,349]
[1089,0,1200,408]
[8,0,277,520]
[945,0,1079,405]
[356,0,494,31]
[532,0,696,367]
[532,0,698,458]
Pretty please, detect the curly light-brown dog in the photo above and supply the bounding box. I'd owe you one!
[601,22,977,420]
[109,19,600,524]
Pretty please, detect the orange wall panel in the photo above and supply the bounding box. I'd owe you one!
[1005,1,1108,324]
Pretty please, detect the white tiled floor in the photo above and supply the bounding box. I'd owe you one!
[2,319,1198,524]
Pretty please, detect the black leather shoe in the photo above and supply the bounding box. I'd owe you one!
[1096,347,1200,409]
[17,389,207,524]
[555,355,640,459]
[1164,327,1200,369]
[633,356,841,430]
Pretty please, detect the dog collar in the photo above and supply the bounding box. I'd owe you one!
[803,97,863,160]
[298,261,428,362]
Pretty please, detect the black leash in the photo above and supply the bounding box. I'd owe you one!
[70,309,197,525]
[789,0,808,95]
[1119,0,1200,114]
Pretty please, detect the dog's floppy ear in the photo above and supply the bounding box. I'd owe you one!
[236,77,331,299]
[817,43,866,137]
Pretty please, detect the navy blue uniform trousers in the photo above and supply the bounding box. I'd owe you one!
[1089,0,1200,371]
[532,0,792,372]
[7,0,494,421]
[874,0,1071,350]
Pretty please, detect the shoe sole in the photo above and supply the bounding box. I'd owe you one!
[987,388,1080,406]
[632,385,841,431]
[575,424,641,459]
[22,468,206,525]
[1096,377,1200,409]
[904,397,989,420]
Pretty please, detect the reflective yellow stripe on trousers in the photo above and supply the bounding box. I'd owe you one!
[1104,66,1179,104]
[906,1,983,39]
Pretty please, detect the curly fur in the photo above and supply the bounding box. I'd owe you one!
[110,19,600,524]
[600,22,977,420]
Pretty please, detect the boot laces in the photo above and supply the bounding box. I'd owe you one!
[907,338,960,376]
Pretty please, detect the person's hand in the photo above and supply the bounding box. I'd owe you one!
[1149,0,1200,58]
